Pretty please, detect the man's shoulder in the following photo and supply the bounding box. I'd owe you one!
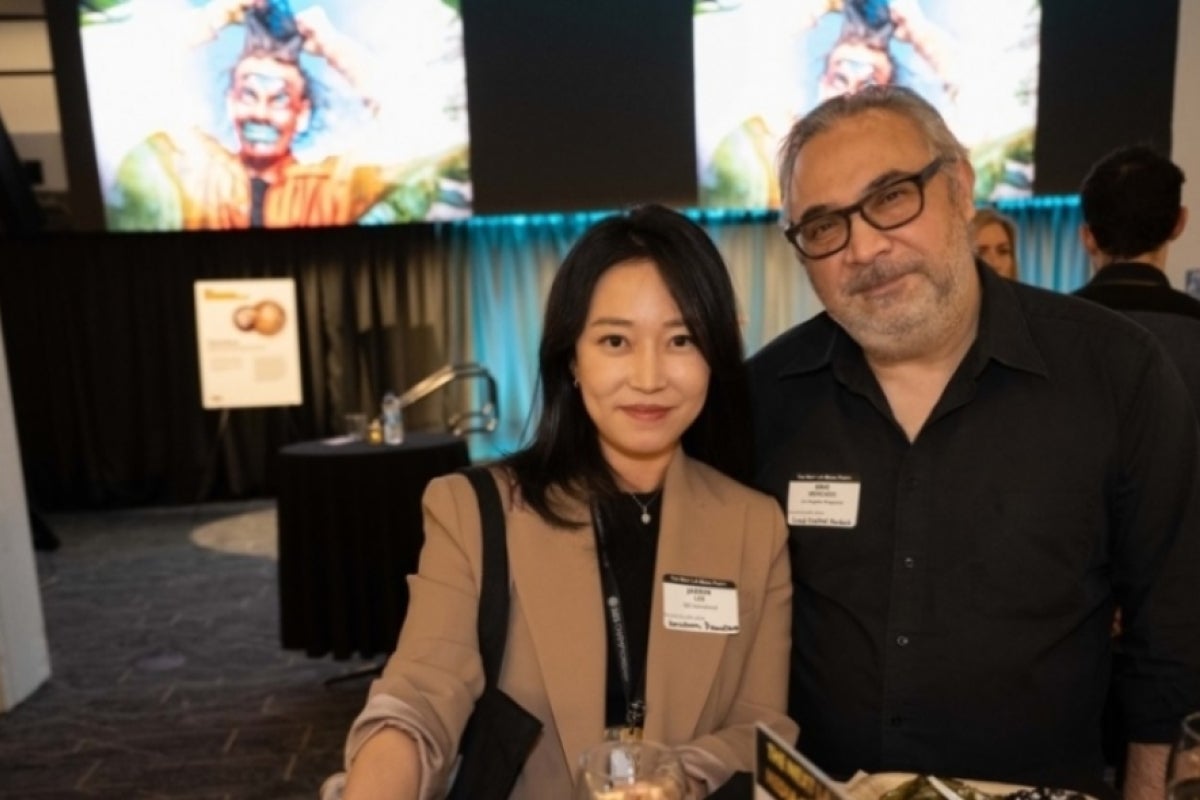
[1126,283,1200,319]
[1009,279,1160,347]
[1163,286,1200,317]
[1118,307,1200,350]
[747,312,836,378]
[985,280,1177,389]
[1073,263,1200,317]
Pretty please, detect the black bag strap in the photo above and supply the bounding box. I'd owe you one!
[447,467,541,800]
[461,466,509,687]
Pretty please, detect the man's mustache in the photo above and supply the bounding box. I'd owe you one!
[846,263,918,295]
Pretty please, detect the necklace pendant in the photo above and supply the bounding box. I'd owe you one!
[628,490,660,525]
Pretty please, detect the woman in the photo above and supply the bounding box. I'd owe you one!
[969,207,1020,280]
[326,204,796,798]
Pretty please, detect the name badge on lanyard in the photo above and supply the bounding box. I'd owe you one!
[787,473,860,528]
[662,574,739,634]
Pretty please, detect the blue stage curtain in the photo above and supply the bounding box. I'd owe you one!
[994,195,1089,293]
[444,198,1088,459]
[440,213,610,459]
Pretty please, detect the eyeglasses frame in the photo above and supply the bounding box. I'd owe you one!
[783,157,947,259]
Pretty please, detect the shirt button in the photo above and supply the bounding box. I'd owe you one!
[896,635,910,647]
[902,557,915,569]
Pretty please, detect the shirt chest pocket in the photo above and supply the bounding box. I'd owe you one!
[789,525,885,602]
[969,490,1104,619]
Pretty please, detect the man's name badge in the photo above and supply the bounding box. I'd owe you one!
[662,574,739,634]
[787,474,860,528]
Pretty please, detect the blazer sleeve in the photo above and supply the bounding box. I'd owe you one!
[338,473,487,799]
[679,491,798,788]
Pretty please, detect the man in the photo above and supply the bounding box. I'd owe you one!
[749,85,1200,800]
[1075,145,1200,412]
[107,0,467,230]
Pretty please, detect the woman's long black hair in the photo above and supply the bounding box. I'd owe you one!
[500,204,752,527]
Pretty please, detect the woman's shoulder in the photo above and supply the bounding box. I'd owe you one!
[424,464,527,519]
[681,456,780,512]
[679,458,789,557]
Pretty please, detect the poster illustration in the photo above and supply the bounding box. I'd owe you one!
[694,0,1041,209]
[194,278,302,408]
[80,0,470,230]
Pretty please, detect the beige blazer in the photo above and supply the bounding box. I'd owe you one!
[344,450,796,798]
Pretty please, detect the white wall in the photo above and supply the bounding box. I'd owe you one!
[0,1,53,714]
[0,302,51,713]
[1170,0,1200,287]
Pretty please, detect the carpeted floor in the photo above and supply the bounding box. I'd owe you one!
[0,500,381,799]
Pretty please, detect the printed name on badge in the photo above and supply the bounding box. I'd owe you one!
[787,473,860,528]
[662,574,739,634]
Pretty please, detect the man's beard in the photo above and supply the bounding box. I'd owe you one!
[831,236,974,360]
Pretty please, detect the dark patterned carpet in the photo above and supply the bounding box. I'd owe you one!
[0,500,380,799]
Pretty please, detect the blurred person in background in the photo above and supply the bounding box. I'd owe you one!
[969,207,1019,280]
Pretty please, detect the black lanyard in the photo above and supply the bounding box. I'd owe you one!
[591,504,647,739]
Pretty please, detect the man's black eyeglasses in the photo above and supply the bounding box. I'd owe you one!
[783,157,946,259]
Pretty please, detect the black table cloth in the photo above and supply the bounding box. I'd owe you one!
[277,433,471,659]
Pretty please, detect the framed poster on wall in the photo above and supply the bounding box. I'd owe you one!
[193,278,302,409]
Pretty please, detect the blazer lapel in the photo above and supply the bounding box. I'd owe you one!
[507,495,607,774]
[644,453,746,744]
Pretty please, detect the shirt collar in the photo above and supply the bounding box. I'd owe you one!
[1088,261,1171,289]
[968,260,1048,378]
[775,260,1048,381]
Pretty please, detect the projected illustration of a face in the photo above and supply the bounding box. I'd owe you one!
[817,39,895,102]
[226,55,311,171]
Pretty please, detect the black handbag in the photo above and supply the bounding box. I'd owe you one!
[446,467,543,800]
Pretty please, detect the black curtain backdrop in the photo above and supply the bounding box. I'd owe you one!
[0,225,447,510]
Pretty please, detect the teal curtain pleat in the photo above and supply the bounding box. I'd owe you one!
[444,213,609,459]
[995,195,1089,293]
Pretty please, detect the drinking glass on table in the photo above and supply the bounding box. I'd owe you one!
[1167,711,1200,800]
[575,739,691,800]
[343,412,368,441]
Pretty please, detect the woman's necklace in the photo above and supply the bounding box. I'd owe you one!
[628,490,662,525]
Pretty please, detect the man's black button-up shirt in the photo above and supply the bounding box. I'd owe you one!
[748,265,1200,796]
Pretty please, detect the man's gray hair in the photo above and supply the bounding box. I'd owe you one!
[776,85,969,223]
